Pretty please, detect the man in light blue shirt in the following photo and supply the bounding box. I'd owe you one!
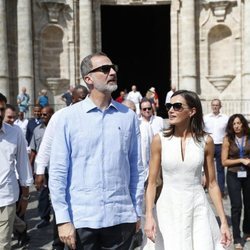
[49,52,144,249]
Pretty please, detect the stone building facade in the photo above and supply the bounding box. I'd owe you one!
[0,0,249,118]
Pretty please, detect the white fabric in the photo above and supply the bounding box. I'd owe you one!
[0,123,33,207]
[35,108,65,175]
[14,118,28,137]
[204,113,228,144]
[149,116,164,135]
[165,90,174,104]
[139,121,154,181]
[126,91,142,115]
[155,133,224,250]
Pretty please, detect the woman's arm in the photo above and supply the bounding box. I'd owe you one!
[204,135,231,247]
[144,134,162,242]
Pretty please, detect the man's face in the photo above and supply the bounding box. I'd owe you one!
[88,56,118,93]
[18,112,24,120]
[4,109,16,125]
[33,107,41,118]
[40,108,52,125]
[211,100,221,115]
[0,101,6,128]
[141,101,153,120]
[72,88,87,104]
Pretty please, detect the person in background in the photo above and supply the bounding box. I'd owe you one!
[0,93,33,250]
[35,84,89,250]
[145,87,159,115]
[14,111,29,137]
[17,87,30,114]
[37,89,49,108]
[3,104,30,248]
[204,99,229,198]
[29,106,54,229]
[145,90,231,249]
[4,104,16,125]
[165,84,176,104]
[139,97,164,136]
[26,105,42,147]
[61,85,74,106]
[221,114,250,250]
[49,52,144,249]
[127,85,143,115]
[122,99,136,113]
[115,90,126,103]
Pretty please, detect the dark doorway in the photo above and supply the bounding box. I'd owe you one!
[101,5,171,118]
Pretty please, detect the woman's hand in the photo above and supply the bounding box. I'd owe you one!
[241,158,250,166]
[220,222,232,248]
[144,214,157,243]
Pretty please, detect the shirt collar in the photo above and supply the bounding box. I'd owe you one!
[81,96,119,113]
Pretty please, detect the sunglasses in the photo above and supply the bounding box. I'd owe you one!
[88,64,118,74]
[166,102,187,111]
[41,113,48,117]
[142,107,152,111]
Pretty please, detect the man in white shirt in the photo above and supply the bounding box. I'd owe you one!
[204,99,229,198]
[126,85,143,115]
[165,84,176,104]
[0,93,33,249]
[34,85,89,250]
[14,111,29,137]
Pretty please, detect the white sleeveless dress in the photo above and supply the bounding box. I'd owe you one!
[155,133,224,250]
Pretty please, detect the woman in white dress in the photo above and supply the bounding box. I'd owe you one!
[144,90,231,249]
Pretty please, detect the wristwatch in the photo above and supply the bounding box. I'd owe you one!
[22,195,30,201]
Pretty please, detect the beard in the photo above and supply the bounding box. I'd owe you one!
[94,81,118,93]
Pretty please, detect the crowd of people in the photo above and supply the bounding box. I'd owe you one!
[0,52,249,250]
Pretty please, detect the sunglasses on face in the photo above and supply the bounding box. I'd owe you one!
[166,102,187,111]
[41,113,48,117]
[88,64,118,74]
[142,107,152,111]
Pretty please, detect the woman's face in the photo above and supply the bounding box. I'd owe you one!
[233,117,243,135]
[167,95,192,126]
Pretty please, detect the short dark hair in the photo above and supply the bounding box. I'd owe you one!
[6,104,16,112]
[139,97,152,110]
[0,93,7,103]
[80,52,107,78]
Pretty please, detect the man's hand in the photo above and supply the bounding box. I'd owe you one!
[136,219,141,232]
[17,199,29,217]
[35,174,45,190]
[58,222,76,250]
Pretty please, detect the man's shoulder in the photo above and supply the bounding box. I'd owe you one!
[2,123,21,135]
[33,123,44,133]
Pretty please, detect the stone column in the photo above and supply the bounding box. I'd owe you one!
[0,0,9,99]
[179,0,197,92]
[17,0,34,103]
[242,0,250,100]
[171,0,180,89]
[79,0,93,66]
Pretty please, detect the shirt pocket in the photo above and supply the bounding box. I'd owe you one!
[119,129,130,154]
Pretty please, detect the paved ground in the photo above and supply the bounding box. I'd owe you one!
[11,185,250,250]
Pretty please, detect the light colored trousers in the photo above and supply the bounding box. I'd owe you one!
[0,203,16,250]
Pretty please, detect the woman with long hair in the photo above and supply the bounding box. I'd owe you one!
[221,114,250,250]
[144,90,231,249]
